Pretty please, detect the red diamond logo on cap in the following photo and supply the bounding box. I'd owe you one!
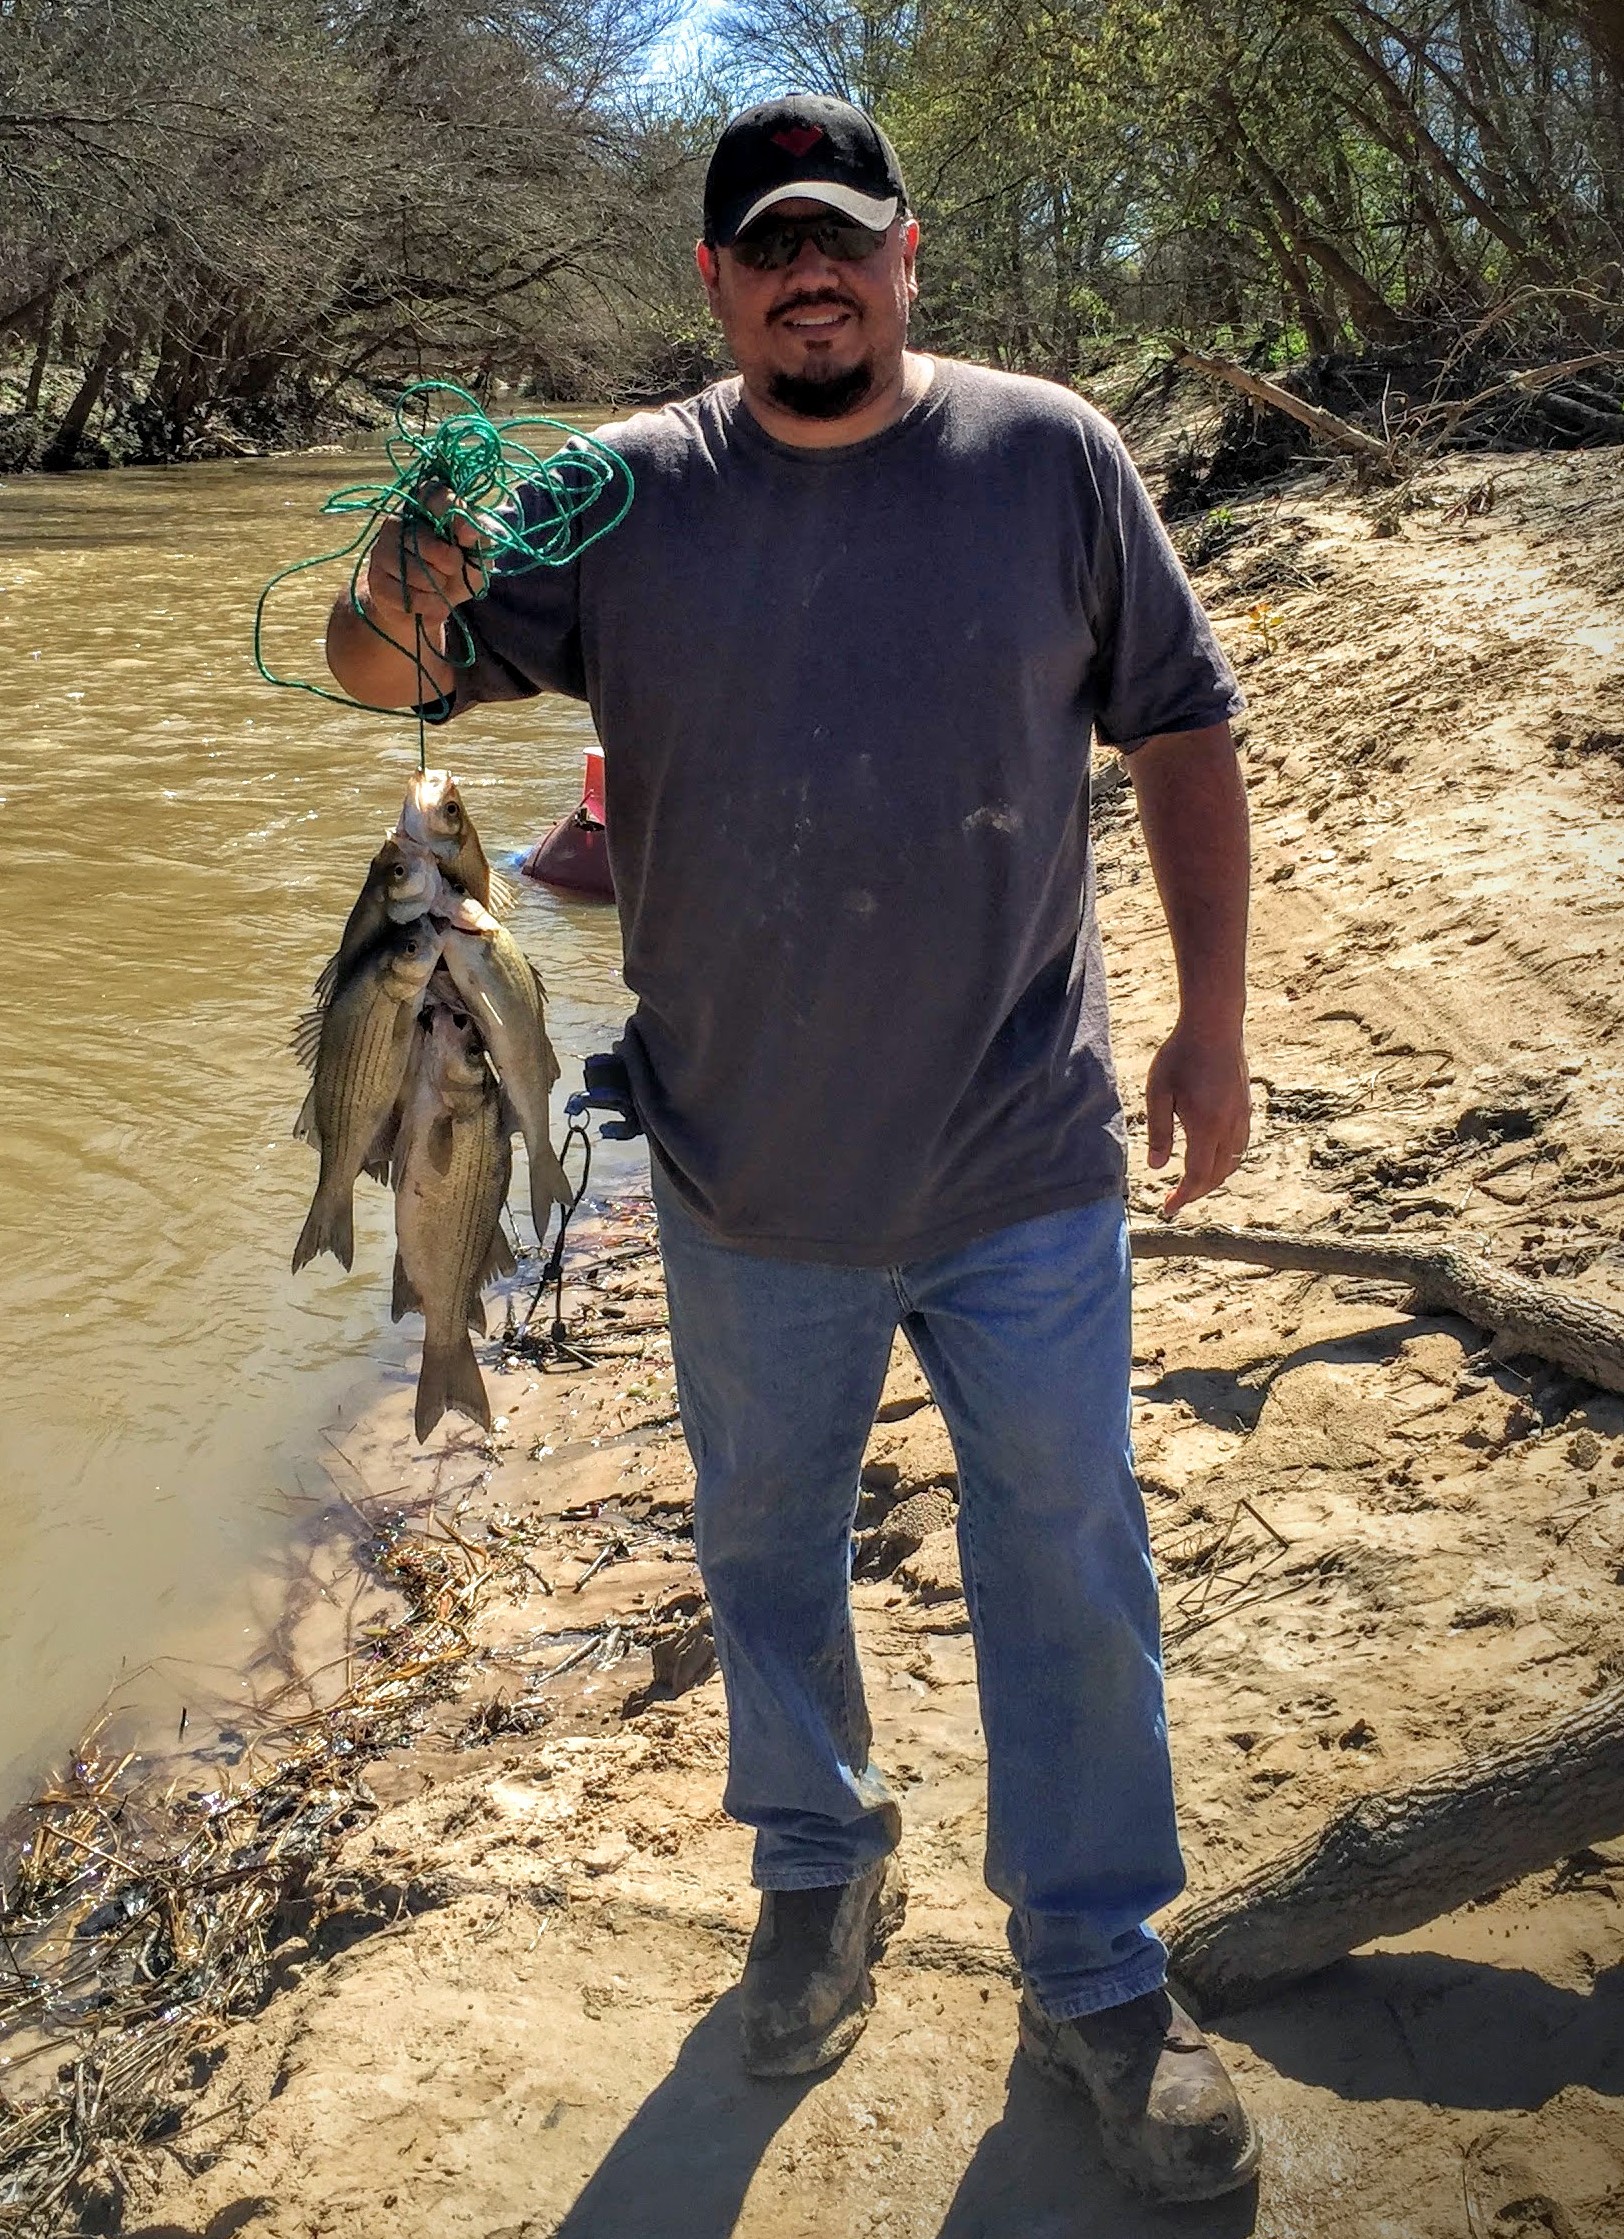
[771,125,825,158]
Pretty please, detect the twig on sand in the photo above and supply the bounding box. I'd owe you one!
[1130,1223,1624,1396]
[570,1537,630,1594]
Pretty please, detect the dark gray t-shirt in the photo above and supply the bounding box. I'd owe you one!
[444,359,1240,1264]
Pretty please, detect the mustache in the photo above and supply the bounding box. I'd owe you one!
[769,288,860,323]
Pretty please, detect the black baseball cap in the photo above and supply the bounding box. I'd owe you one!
[704,95,908,248]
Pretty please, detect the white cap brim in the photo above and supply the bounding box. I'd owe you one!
[735,182,899,236]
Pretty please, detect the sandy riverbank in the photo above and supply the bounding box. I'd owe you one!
[7,441,1624,2238]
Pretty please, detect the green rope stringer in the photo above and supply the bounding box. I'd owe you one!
[252,380,634,743]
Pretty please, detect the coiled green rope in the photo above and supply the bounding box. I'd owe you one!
[253,380,634,740]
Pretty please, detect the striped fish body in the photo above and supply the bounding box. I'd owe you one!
[439,921,570,1242]
[310,837,446,1011]
[292,920,442,1272]
[392,1007,512,1441]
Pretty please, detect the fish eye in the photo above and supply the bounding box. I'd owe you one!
[444,803,462,825]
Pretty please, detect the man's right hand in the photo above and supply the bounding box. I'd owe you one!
[325,484,489,708]
[364,482,487,624]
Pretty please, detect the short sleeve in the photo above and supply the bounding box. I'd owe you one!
[1080,425,1243,749]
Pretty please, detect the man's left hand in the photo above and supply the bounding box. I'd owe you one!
[1145,1020,1252,1217]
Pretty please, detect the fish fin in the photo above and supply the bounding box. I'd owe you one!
[292,1085,320,1147]
[288,1007,326,1072]
[442,890,496,936]
[477,1224,517,1288]
[311,952,340,1007]
[364,1102,401,1188]
[425,1113,455,1176]
[415,1327,491,1443]
[489,869,517,916]
[391,1251,421,1323]
[292,1186,354,1274]
[463,1222,514,1329]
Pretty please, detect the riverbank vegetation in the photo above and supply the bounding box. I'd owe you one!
[0,0,715,467]
[3,3,1621,466]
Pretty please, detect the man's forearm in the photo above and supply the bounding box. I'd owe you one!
[325,591,457,710]
[1127,723,1250,1029]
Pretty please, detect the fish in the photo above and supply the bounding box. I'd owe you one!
[397,768,515,914]
[291,919,443,1273]
[391,1004,514,1441]
[439,913,572,1242]
[310,837,446,1012]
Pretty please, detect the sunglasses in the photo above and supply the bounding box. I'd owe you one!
[731,213,891,271]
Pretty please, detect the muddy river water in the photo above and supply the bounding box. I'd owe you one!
[0,443,642,1810]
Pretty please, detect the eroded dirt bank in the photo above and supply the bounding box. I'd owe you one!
[91,448,1624,2236]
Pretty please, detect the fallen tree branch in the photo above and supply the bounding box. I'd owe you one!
[1166,1685,1624,2013]
[1167,341,1396,464]
[1128,1224,1624,1396]
[1413,350,1624,441]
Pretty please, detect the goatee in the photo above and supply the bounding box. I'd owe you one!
[767,361,875,421]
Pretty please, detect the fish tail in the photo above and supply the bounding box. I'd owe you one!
[414,1326,491,1443]
[291,1185,354,1274]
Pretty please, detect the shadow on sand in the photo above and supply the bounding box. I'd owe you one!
[1221,1950,1624,2111]
[538,1947,1624,2236]
[545,1990,822,2239]
[542,1988,1256,2239]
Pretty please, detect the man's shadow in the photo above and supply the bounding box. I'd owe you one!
[540,1986,1257,2239]
[546,1990,822,2239]
[540,1949,1624,2239]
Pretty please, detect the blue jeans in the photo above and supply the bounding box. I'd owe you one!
[653,1169,1185,2021]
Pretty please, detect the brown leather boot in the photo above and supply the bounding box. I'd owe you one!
[1019,1985,1260,2201]
[739,1857,907,2078]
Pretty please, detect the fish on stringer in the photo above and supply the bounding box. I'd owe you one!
[288,774,569,1440]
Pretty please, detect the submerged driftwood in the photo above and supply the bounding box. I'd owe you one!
[1167,1685,1624,2014]
[1129,1223,1624,1397]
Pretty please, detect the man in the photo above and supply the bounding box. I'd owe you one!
[328,95,1257,2203]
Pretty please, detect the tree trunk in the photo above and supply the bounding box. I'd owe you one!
[42,324,129,470]
[1318,12,1563,279]
[23,281,58,415]
[1167,1686,1624,2014]
[1216,90,1408,344]
[1128,1222,1624,1395]
[1234,169,1339,354]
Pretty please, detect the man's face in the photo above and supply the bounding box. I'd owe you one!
[696,199,920,422]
